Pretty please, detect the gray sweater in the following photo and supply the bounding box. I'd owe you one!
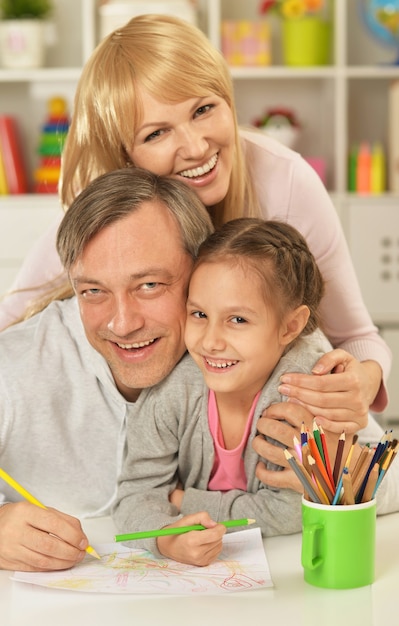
[1,298,397,531]
[114,331,333,555]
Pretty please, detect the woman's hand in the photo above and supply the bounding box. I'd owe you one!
[276,349,381,433]
[253,402,342,492]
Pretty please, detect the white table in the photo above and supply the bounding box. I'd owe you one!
[1,513,398,626]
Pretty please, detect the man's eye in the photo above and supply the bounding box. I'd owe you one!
[82,288,102,297]
[142,282,159,291]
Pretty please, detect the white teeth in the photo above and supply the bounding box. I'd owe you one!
[179,154,218,179]
[116,339,155,349]
[205,358,238,369]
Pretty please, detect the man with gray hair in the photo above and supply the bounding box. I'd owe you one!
[0,167,213,572]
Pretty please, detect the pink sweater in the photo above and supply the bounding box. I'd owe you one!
[0,130,390,410]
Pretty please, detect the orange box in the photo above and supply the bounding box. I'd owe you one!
[221,20,271,66]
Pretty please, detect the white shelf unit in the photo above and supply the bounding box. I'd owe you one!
[0,0,398,424]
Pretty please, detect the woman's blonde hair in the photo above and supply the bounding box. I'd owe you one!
[60,14,259,227]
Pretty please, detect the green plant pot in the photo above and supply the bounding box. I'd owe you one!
[282,17,331,66]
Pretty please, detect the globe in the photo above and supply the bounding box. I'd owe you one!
[359,0,399,64]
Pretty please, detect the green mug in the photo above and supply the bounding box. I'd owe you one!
[301,497,376,589]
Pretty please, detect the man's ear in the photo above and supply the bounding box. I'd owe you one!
[279,305,310,346]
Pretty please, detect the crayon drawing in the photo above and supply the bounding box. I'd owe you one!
[12,528,273,595]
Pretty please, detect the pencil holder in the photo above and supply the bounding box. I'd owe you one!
[301,497,376,589]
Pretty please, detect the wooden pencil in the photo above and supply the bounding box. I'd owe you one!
[308,434,335,494]
[319,424,334,487]
[361,463,379,503]
[283,449,322,504]
[333,431,345,486]
[307,455,334,503]
[341,468,355,505]
[353,449,374,501]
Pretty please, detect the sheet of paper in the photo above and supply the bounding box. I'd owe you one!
[12,527,273,595]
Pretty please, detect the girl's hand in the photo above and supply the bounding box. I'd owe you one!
[277,349,380,433]
[156,512,226,566]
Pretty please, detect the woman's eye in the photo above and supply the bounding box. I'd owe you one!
[195,104,214,117]
[144,129,164,142]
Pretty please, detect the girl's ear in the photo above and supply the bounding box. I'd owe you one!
[279,305,310,346]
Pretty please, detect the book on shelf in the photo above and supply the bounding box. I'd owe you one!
[388,79,399,193]
[0,115,29,194]
[0,141,8,195]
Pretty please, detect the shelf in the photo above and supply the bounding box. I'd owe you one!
[0,68,83,83]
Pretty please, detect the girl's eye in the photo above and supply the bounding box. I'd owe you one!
[194,104,214,117]
[192,310,207,319]
[231,316,247,324]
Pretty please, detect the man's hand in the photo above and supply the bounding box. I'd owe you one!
[156,511,226,566]
[0,502,89,571]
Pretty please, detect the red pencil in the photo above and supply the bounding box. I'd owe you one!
[308,432,335,494]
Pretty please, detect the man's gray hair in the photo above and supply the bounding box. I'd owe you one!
[57,167,214,270]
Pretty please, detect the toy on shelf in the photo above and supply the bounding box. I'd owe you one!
[253,107,301,148]
[348,141,386,194]
[34,96,70,194]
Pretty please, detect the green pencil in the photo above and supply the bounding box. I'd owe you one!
[115,518,256,542]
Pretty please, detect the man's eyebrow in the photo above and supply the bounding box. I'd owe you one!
[72,268,173,287]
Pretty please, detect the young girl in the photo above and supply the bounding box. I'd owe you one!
[114,218,334,566]
[0,15,388,425]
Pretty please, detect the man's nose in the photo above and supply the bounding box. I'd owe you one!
[107,298,145,336]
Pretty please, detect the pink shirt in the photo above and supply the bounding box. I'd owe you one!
[207,390,261,492]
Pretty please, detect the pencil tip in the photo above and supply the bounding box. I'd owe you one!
[86,546,101,559]
[247,519,256,525]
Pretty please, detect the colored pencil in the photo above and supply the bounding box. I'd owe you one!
[371,449,395,499]
[307,455,334,503]
[115,518,256,542]
[283,450,322,504]
[293,435,302,462]
[332,467,346,505]
[312,419,325,463]
[333,431,345,486]
[319,424,334,487]
[300,422,307,447]
[308,433,335,494]
[0,467,100,560]
[361,463,379,503]
[341,468,355,505]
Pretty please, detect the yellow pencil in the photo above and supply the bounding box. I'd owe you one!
[0,467,100,560]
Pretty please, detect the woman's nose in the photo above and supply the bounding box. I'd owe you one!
[176,125,208,160]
